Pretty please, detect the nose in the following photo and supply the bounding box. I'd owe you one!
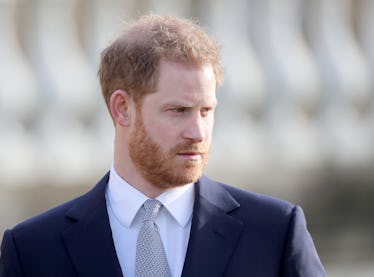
[183,113,206,142]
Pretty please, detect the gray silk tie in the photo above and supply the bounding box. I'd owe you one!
[135,199,171,277]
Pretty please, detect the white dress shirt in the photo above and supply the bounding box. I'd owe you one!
[106,166,195,277]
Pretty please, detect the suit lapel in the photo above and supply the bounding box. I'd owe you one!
[62,173,123,277]
[182,176,244,277]
[60,173,243,276]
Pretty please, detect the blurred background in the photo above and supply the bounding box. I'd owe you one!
[0,0,373,275]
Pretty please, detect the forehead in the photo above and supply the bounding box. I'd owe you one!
[150,60,217,104]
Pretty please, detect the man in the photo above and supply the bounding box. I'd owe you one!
[0,14,326,276]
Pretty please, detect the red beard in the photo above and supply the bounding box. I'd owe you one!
[129,113,209,189]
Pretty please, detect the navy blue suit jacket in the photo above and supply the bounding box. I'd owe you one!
[0,174,326,276]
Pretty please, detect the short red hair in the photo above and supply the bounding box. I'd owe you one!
[98,14,223,108]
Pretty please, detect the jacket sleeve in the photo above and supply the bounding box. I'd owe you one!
[280,205,327,277]
[0,230,24,277]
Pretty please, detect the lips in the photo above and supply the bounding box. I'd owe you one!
[172,143,208,161]
[177,152,202,158]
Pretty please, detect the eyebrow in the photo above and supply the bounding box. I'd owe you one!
[160,100,217,110]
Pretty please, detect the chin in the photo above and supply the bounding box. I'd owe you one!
[178,168,204,184]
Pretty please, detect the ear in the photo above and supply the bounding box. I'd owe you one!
[109,90,134,126]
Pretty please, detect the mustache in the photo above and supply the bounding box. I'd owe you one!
[171,142,210,154]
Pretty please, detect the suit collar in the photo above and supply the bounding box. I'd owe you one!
[61,173,243,277]
[182,175,244,277]
[194,175,240,212]
[62,173,123,277]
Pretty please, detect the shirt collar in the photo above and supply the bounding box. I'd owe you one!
[106,165,195,228]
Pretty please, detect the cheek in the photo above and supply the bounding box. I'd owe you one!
[145,116,183,140]
[148,124,180,146]
[205,117,215,137]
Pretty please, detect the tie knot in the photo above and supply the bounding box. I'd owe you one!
[142,199,162,222]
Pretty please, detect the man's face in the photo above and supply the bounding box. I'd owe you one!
[129,60,217,189]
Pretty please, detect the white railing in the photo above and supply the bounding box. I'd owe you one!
[0,0,373,187]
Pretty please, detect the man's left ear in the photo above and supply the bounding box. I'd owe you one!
[109,90,134,126]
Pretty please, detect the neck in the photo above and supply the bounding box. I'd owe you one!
[113,128,170,198]
[113,150,166,199]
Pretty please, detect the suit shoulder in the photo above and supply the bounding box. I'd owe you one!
[10,194,83,238]
[218,181,296,217]
[199,175,295,214]
[10,174,109,237]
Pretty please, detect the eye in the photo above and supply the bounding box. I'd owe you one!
[173,107,187,113]
[201,107,213,117]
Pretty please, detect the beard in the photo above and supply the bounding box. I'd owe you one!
[128,112,210,189]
